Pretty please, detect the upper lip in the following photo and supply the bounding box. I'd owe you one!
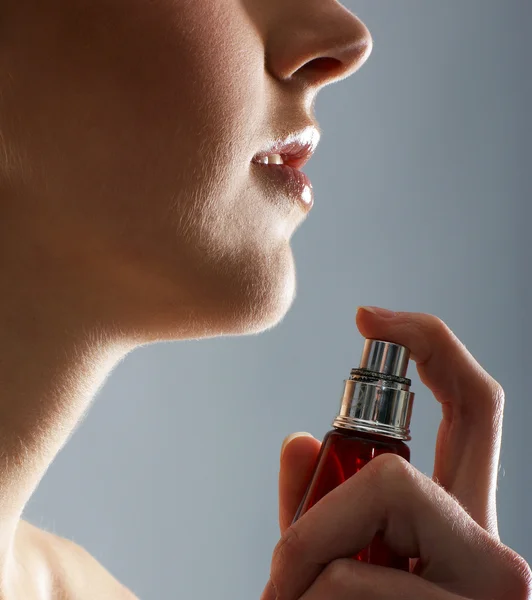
[252,125,321,170]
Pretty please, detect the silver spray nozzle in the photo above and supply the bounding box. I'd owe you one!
[332,339,415,440]
[358,339,411,378]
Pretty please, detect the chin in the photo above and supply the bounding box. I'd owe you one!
[132,238,298,343]
[203,247,298,338]
[229,277,296,337]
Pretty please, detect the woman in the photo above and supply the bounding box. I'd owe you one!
[0,1,529,598]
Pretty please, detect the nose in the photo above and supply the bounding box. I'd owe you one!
[265,1,373,87]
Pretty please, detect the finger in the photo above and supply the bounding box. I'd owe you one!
[355,306,504,535]
[297,559,464,600]
[278,433,321,534]
[266,454,523,600]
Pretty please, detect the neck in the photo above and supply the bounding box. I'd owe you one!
[0,227,136,577]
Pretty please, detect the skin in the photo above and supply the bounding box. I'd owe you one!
[0,1,529,599]
[0,0,371,597]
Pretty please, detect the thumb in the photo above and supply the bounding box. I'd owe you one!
[278,432,321,534]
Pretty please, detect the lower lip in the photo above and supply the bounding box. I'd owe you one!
[251,162,314,211]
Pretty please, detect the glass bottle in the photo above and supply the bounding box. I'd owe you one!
[292,339,415,571]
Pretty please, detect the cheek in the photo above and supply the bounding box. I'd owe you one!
[4,0,264,251]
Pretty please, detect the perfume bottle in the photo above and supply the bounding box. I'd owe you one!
[292,338,415,571]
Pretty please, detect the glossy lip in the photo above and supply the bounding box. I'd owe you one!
[251,125,319,212]
[251,162,314,212]
[252,125,321,170]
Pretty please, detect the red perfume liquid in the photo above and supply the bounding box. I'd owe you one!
[292,427,410,571]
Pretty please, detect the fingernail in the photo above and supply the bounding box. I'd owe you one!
[261,579,277,600]
[281,432,314,459]
[357,305,396,318]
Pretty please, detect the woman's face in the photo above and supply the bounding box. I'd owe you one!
[0,0,371,342]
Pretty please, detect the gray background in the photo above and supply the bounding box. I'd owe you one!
[22,1,531,598]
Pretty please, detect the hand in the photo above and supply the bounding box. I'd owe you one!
[261,307,532,599]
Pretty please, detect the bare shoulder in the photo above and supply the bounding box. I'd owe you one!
[16,520,139,600]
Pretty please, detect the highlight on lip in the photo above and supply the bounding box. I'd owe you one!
[252,160,314,209]
[299,179,313,206]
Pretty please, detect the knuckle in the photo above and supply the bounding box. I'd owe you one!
[422,313,506,417]
[320,559,357,595]
[367,452,413,486]
[472,373,505,421]
[427,315,469,355]
[504,553,532,600]
[422,313,451,339]
[270,526,304,590]
[319,559,378,597]
[364,453,419,512]
[488,378,505,411]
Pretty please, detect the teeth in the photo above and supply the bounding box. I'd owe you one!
[257,153,284,165]
[268,153,284,165]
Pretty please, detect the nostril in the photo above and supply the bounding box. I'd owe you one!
[306,56,343,74]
